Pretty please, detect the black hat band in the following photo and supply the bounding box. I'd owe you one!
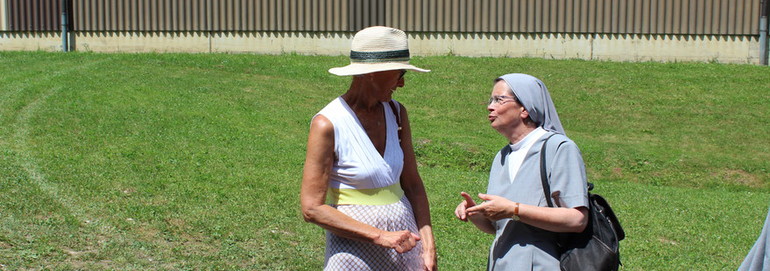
[350,49,410,63]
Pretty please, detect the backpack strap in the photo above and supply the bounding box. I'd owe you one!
[388,100,402,142]
[539,133,558,207]
[540,133,593,208]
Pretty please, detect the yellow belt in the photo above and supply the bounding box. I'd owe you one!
[327,183,404,206]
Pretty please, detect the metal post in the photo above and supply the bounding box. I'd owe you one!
[761,0,769,65]
[762,17,768,65]
[61,0,69,52]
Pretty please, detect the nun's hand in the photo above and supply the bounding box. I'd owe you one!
[465,194,515,221]
[454,192,477,222]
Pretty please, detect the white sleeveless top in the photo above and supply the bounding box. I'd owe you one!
[315,97,404,190]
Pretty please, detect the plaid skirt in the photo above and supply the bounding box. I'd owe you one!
[324,196,423,271]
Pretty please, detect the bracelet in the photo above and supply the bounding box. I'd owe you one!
[512,202,521,221]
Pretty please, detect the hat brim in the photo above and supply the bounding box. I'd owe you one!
[328,62,430,76]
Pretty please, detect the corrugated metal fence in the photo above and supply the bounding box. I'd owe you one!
[5,0,63,31]
[1,0,762,35]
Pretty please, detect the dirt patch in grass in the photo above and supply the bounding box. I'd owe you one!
[134,223,163,244]
[63,247,98,258]
[0,241,12,249]
[658,237,678,245]
[714,169,763,188]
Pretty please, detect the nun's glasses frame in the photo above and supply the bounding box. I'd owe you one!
[488,95,517,106]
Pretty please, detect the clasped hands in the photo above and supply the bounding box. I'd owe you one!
[374,229,421,253]
[454,192,516,221]
[375,230,438,271]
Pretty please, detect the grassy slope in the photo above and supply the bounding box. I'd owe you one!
[0,52,768,270]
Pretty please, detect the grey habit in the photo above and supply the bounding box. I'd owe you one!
[485,74,589,270]
[739,204,770,271]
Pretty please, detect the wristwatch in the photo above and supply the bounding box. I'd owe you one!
[512,202,521,221]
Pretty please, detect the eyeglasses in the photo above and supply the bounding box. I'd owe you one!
[488,95,517,106]
[398,70,407,80]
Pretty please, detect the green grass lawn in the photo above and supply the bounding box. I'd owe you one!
[0,51,768,270]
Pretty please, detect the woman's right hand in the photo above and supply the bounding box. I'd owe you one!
[454,192,477,221]
[375,230,422,253]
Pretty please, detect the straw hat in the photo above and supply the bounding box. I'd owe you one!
[329,26,430,76]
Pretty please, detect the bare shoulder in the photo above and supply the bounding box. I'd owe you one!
[394,101,409,118]
[310,115,334,134]
[396,101,408,111]
[308,115,335,151]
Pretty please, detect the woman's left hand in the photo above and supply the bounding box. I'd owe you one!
[421,249,437,271]
[465,193,516,221]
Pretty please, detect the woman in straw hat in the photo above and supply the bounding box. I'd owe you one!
[301,26,436,270]
[454,74,589,270]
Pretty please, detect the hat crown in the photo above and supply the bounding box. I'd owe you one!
[351,26,408,52]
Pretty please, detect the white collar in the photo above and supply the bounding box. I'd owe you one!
[509,127,547,151]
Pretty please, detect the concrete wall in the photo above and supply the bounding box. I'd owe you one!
[411,33,759,64]
[0,32,62,51]
[0,31,760,65]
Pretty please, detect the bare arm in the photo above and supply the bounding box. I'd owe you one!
[300,115,421,253]
[397,105,437,270]
[466,193,588,233]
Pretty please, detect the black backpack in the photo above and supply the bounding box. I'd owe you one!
[539,134,625,271]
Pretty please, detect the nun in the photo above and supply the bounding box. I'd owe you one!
[454,73,589,270]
